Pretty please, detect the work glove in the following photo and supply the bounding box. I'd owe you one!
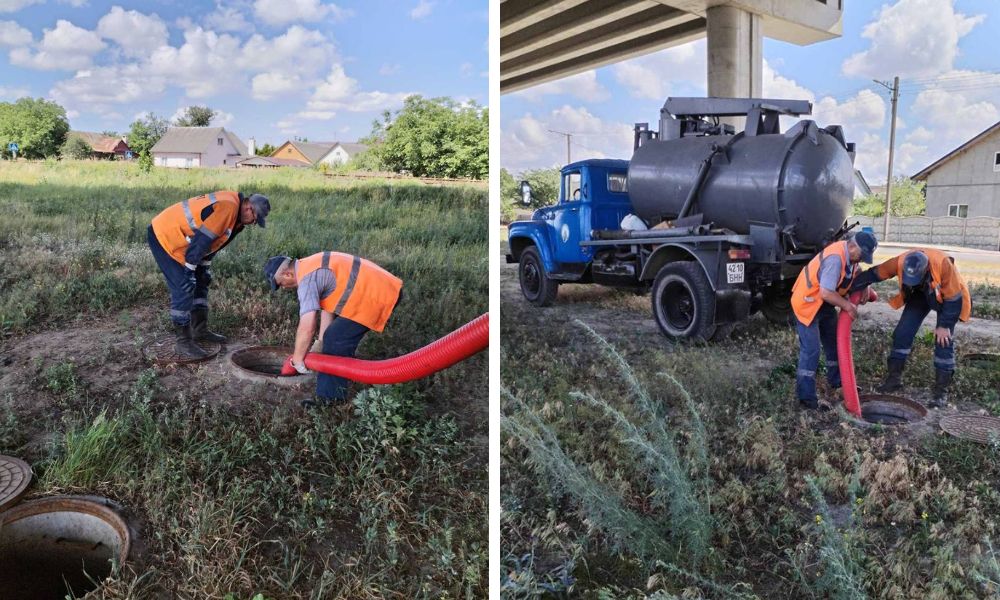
[181,269,197,295]
[291,359,311,375]
[310,339,323,353]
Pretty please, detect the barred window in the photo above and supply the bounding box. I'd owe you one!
[608,173,628,193]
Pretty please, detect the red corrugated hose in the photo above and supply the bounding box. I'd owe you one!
[837,288,878,417]
[281,313,489,383]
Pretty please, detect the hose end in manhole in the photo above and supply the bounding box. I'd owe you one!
[230,346,311,385]
[858,394,927,426]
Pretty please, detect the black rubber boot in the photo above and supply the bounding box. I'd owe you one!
[190,308,227,344]
[877,358,905,393]
[174,323,210,359]
[930,369,953,408]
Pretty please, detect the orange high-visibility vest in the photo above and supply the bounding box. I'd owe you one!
[791,240,852,326]
[873,248,971,322]
[295,251,402,332]
[151,191,242,266]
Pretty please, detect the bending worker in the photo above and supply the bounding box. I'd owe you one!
[851,248,971,407]
[149,191,270,358]
[264,251,402,407]
[790,231,878,410]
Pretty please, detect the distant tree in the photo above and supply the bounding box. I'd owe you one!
[127,113,168,156]
[61,135,92,160]
[852,176,925,217]
[174,106,216,127]
[501,167,560,222]
[257,142,277,157]
[101,130,119,138]
[0,97,70,159]
[345,147,384,172]
[365,95,487,179]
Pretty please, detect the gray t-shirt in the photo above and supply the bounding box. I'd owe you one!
[297,268,337,316]
[818,254,854,291]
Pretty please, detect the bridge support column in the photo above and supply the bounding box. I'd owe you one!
[707,4,761,131]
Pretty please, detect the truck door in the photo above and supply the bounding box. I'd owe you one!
[551,170,587,264]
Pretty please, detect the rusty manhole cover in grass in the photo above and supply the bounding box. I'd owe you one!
[142,336,221,365]
[0,455,31,512]
[859,394,928,425]
[940,414,1000,444]
[963,353,1000,371]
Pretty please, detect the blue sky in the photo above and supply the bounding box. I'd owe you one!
[0,0,487,146]
[500,0,1000,185]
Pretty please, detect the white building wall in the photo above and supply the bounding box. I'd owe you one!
[154,153,201,168]
[319,147,350,166]
[201,134,244,167]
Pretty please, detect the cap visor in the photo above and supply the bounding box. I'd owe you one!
[257,215,266,228]
[901,273,922,286]
[861,250,874,264]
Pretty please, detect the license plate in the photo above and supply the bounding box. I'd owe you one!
[726,262,745,284]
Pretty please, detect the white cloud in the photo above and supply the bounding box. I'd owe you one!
[97,6,168,58]
[204,1,254,33]
[296,110,335,120]
[0,85,30,99]
[379,63,400,76]
[905,126,935,144]
[253,0,350,26]
[0,0,41,12]
[410,0,433,19]
[513,70,610,102]
[50,64,165,113]
[146,27,244,97]
[0,20,31,46]
[842,0,984,79]
[762,59,814,101]
[251,71,302,100]
[306,64,411,112]
[501,105,632,172]
[911,85,999,148]
[813,89,886,132]
[9,19,105,70]
[240,25,333,76]
[59,0,87,6]
[611,40,706,100]
[460,61,474,77]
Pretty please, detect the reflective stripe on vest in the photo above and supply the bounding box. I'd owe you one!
[294,251,402,332]
[151,191,240,266]
[791,241,850,326]
[333,255,362,314]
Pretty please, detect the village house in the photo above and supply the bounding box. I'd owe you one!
[269,140,368,167]
[151,127,247,168]
[67,131,131,159]
[912,120,1000,218]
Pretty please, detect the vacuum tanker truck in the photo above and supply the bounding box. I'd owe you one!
[506,97,858,341]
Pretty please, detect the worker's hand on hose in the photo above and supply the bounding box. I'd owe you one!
[291,358,311,374]
[843,303,859,321]
[857,286,871,305]
[934,327,952,347]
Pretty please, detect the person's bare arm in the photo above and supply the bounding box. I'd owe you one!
[292,310,318,364]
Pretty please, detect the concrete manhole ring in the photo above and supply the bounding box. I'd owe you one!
[940,414,1000,444]
[142,336,221,365]
[229,346,312,386]
[859,394,928,426]
[0,456,31,512]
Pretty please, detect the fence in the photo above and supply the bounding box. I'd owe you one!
[849,215,1000,251]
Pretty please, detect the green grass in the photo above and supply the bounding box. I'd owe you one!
[0,160,487,598]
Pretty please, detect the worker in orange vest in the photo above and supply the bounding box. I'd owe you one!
[149,191,270,358]
[790,231,878,410]
[264,251,403,408]
[851,248,971,407]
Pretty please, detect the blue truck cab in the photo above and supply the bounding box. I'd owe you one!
[507,159,758,342]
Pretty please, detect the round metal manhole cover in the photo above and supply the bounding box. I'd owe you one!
[142,336,221,365]
[940,414,1000,444]
[0,455,32,512]
[963,353,1000,371]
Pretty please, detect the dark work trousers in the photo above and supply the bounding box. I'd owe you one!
[147,225,210,326]
[316,316,370,402]
[795,302,842,403]
[889,293,956,372]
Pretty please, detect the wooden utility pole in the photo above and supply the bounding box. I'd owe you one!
[548,129,573,164]
[874,76,900,241]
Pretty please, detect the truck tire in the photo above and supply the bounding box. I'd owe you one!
[519,246,558,306]
[761,283,795,327]
[651,262,716,341]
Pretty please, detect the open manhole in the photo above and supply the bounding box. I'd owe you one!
[859,394,928,425]
[963,353,1000,371]
[142,336,221,365]
[230,346,311,386]
[0,496,131,600]
[940,414,1000,444]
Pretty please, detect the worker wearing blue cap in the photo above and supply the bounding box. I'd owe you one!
[851,248,971,407]
[790,231,878,410]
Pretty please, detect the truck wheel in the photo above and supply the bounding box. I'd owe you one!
[651,262,715,341]
[761,284,795,327]
[519,246,558,306]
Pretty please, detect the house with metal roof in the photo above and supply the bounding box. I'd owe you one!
[912,120,1000,218]
[270,140,369,167]
[151,127,247,168]
[68,131,131,159]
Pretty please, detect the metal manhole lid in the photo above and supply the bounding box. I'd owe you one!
[940,414,1000,444]
[0,455,32,512]
[142,336,221,365]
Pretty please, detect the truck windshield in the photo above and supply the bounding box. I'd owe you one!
[608,172,628,193]
[563,172,581,201]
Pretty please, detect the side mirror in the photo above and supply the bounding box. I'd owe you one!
[520,180,532,206]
